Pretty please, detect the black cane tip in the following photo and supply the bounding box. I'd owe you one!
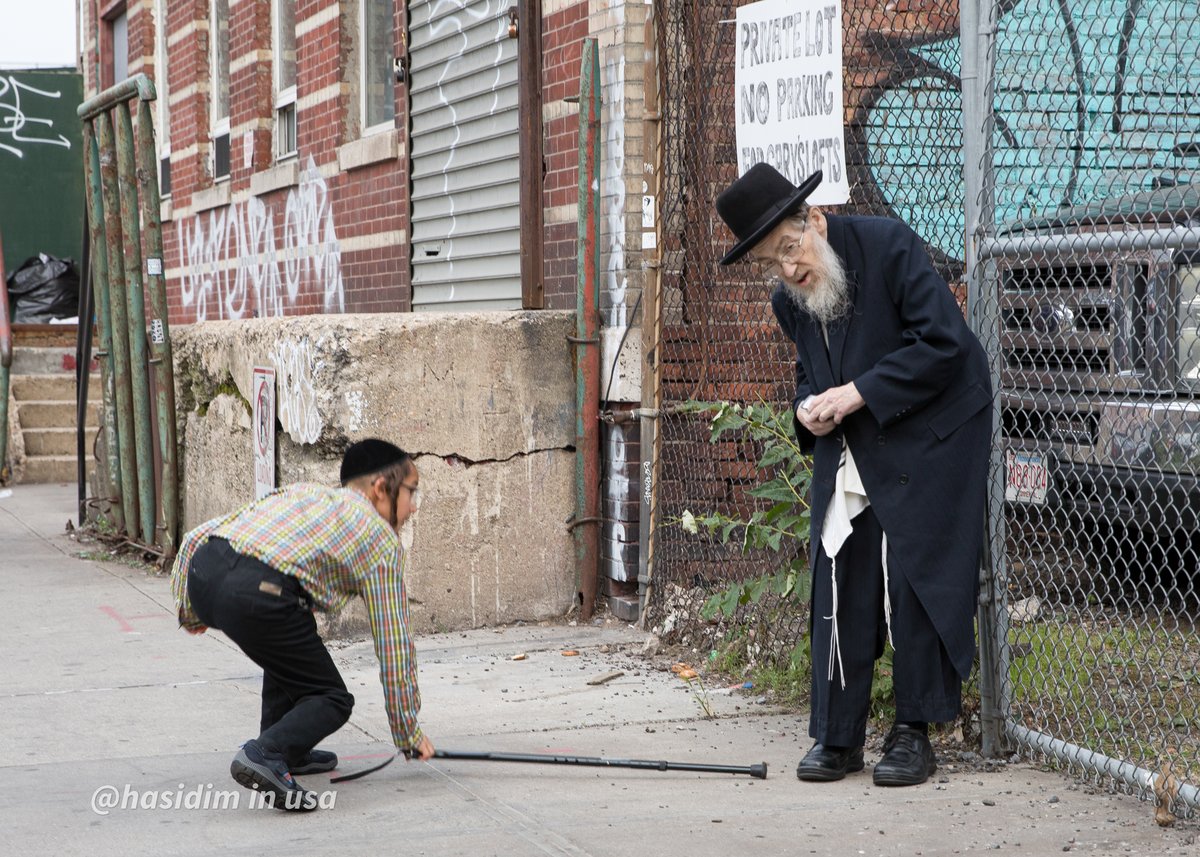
[751,762,768,779]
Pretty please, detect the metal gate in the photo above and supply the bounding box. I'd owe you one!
[647,0,1200,816]
[408,0,521,311]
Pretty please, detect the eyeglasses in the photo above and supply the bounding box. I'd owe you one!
[749,228,808,281]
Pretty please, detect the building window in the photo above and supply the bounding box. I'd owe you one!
[361,0,395,134]
[106,9,129,89]
[210,0,231,180]
[274,0,297,159]
[154,0,171,196]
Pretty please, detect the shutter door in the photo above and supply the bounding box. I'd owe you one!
[408,1,521,311]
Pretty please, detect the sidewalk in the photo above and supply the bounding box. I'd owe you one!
[0,483,1194,856]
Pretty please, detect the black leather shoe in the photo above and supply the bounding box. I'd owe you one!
[291,748,338,775]
[873,725,937,786]
[796,743,865,782]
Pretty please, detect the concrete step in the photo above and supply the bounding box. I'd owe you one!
[16,400,99,428]
[10,374,102,403]
[9,345,98,376]
[23,427,98,456]
[21,455,94,484]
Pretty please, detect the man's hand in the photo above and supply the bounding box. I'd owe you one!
[185,625,208,635]
[796,398,838,437]
[408,734,435,761]
[802,382,865,427]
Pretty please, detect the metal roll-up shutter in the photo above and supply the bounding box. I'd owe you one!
[408,1,520,311]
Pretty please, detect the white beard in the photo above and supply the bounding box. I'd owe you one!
[784,235,852,326]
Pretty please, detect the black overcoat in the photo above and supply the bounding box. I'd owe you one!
[770,214,993,679]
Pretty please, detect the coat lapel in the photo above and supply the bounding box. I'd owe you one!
[813,214,860,385]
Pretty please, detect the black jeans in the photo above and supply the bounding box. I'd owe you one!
[187,536,354,766]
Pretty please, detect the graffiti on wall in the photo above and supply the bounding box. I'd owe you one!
[0,75,72,158]
[603,48,629,334]
[176,156,345,322]
[604,423,633,583]
[269,336,323,445]
[849,0,1200,269]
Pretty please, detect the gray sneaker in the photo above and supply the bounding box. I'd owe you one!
[231,739,319,811]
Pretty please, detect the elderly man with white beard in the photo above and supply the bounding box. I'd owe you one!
[714,164,993,787]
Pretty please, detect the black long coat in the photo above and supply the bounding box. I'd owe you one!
[770,214,993,680]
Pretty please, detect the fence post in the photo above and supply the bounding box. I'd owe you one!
[574,38,602,619]
[962,0,1009,759]
[135,98,179,561]
[81,123,124,531]
[0,229,10,485]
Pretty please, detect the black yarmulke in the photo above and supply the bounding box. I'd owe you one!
[340,438,408,485]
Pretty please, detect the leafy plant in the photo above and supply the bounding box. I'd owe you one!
[675,398,814,620]
[674,398,899,723]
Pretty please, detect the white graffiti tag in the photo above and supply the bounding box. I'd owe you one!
[0,76,72,158]
[604,424,633,582]
[177,156,344,322]
[269,337,323,445]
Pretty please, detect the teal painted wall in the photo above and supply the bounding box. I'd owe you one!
[860,0,1200,264]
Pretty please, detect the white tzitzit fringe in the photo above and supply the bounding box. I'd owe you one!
[826,554,846,688]
[882,532,894,648]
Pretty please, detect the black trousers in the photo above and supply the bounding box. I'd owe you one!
[808,507,962,747]
[187,537,354,766]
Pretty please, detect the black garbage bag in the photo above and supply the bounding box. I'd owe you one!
[5,253,80,323]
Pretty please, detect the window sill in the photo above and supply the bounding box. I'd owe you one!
[160,198,173,223]
[250,159,300,197]
[337,128,402,172]
[192,183,232,213]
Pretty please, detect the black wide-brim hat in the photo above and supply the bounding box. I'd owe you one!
[715,164,822,265]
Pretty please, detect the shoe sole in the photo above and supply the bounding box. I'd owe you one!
[230,749,318,811]
[796,757,865,782]
[291,759,338,775]
[873,762,937,787]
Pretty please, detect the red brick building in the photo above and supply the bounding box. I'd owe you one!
[79,0,651,609]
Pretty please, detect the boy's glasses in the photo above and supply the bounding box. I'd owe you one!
[749,228,808,281]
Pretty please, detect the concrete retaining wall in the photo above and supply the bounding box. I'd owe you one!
[172,311,578,634]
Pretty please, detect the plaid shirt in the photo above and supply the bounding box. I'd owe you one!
[170,483,422,750]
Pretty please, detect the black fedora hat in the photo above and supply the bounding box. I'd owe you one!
[715,164,822,265]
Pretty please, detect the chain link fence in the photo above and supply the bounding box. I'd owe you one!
[646,0,1200,814]
[974,0,1200,811]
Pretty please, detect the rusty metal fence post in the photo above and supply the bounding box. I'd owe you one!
[0,230,10,485]
[78,74,179,560]
[573,38,602,619]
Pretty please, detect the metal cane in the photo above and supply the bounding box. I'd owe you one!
[331,748,767,781]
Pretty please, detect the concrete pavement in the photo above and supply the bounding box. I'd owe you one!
[1,483,1196,855]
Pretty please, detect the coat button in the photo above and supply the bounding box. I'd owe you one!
[898,473,909,485]
[877,435,886,445]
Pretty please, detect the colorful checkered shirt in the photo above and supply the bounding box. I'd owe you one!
[170,483,422,750]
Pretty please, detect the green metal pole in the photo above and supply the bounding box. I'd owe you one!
[82,123,124,530]
[96,111,140,541]
[136,96,179,559]
[0,230,9,485]
[574,38,601,619]
[114,101,156,545]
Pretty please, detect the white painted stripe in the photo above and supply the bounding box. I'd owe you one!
[297,83,344,111]
[297,4,341,37]
[168,20,205,49]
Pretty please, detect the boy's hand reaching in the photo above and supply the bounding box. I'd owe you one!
[408,734,435,761]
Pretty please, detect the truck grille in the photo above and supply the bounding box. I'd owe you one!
[999,259,1150,394]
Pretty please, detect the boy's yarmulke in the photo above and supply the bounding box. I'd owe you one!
[340,438,408,485]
